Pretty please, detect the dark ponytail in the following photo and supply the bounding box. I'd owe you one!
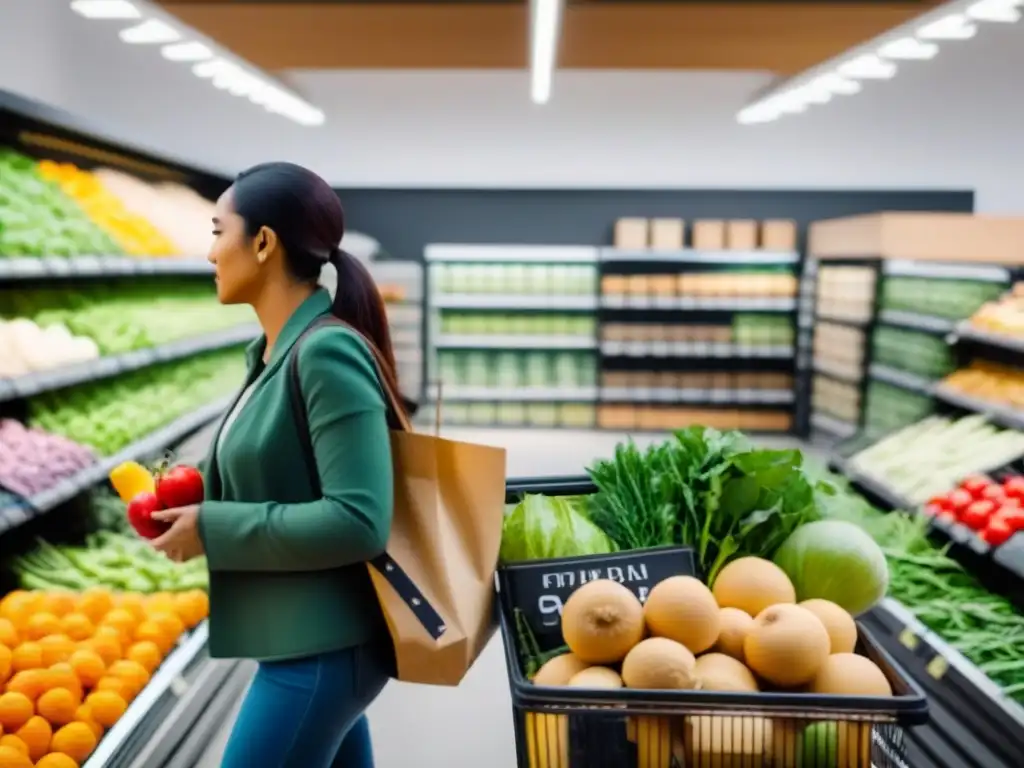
[232,162,403,417]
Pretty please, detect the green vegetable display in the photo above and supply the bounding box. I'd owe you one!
[29,346,246,455]
[8,530,208,593]
[586,426,819,583]
[500,494,615,562]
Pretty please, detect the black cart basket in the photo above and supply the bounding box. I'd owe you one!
[499,475,929,768]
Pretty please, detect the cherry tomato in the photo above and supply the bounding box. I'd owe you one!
[996,506,1024,532]
[982,484,1008,503]
[1004,476,1024,501]
[948,489,975,513]
[983,518,1014,547]
[923,503,945,517]
[156,465,205,509]
[927,495,953,511]
[961,475,992,498]
[961,500,996,530]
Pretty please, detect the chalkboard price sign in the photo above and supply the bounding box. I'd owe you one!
[499,546,698,650]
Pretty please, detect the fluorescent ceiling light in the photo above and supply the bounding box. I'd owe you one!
[877,37,939,60]
[70,0,140,19]
[119,19,181,44]
[161,41,213,62]
[530,0,564,104]
[967,0,1023,22]
[918,13,978,38]
[837,54,897,79]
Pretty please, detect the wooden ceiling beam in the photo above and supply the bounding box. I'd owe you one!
[159,2,939,74]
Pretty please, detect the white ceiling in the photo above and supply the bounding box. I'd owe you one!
[2,0,1023,212]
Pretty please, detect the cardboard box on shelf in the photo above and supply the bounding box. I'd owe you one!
[602,275,628,296]
[726,220,759,250]
[614,218,650,249]
[598,405,637,429]
[650,218,685,250]
[693,220,727,250]
[761,220,798,251]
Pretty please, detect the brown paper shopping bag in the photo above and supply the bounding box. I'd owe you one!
[290,317,507,686]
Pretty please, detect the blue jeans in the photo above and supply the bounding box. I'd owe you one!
[221,644,390,768]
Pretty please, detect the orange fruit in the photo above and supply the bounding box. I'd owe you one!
[9,645,41,675]
[0,620,18,648]
[50,722,97,764]
[3,671,46,702]
[0,646,10,685]
[99,610,136,642]
[92,677,131,701]
[67,651,105,690]
[83,691,125,729]
[36,689,78,727]
[23,616,60,644]
[113,594,146,623]
[35,754,79,768]
[0,744,31,768]
[13,716,50,761]
[81,636,120,668]
[143,593,175,616]
[0,592,36,626]
[38,637,74,669]
[42,666,82,701]
[105,661,148,697]
[125,642,161,675]
[58,615,93,644]
[73,591,112,626]
[0,693,33,731]
[146,612,184,643]
[0,736,26,757]
[132,622,170,654]
[37,595,75,620]
[73,704,103,739]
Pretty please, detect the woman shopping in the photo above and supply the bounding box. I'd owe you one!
[148,162,399,768]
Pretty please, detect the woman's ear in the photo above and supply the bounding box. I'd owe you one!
[255,226,279,264]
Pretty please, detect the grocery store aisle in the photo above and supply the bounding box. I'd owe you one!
[185,426,812,768]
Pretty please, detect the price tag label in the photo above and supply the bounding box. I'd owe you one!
[650,341,669,357]
[898,628,919,651]
[926,655,949,681]
[43,258,73,277]
[6,259,46,279]
[653,295,675,310]
[602,341,622,356]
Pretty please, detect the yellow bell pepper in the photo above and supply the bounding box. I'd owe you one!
[109,461,156,503]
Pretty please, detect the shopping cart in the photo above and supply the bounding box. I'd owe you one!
[499,475,929,768]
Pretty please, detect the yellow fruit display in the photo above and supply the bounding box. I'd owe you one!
[0,692,33,731]
[108,461,156,505]
[36,161,178,257]
[0,743,31,768]
[49,722,98,765]
[14,715,51,761]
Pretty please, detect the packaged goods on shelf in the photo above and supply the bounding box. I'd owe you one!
[602,270,798,301]
[731,313,795,347]
[438,401,595,428]
[597,405,792,431]
[812,376,861,423]
[812,324,864,380]
[863,382,934,434]
[815,265,876,323]
[28,348,246,457]
[872,326,955,380]
[441,312,596,338]
[600,369,793,397]
[435,350,596,392]
[880,276,1005,320]
[0,149,122,257]
[431,262,597,296]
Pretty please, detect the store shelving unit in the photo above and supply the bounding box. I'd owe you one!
[369,261,425,404]
[425,244,601,428]
[598,247,800,433]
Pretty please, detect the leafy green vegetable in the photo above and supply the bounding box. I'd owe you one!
[499,494,616,563]
[586,427,819,582]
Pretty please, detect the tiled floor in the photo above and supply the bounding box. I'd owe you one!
[187,427,813,768]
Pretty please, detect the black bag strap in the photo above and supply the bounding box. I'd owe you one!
[287,316,447,641]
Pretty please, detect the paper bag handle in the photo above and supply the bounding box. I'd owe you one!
[287,316,447,641]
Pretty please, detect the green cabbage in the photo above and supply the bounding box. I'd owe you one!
[500,494,616,563]
[773,520,889,616]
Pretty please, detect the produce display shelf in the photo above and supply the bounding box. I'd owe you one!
[811,410,859,438]
[0,324,259,403]
[601,341,794,358]
[428,385,598,402]
[933,384,1024,431]
[869,363,935,396]
[424,244,598,263]
[0,256,213,280]
[600,296,797,311]
[954,325,1024,357]
[598,248,800,265]
[432,294,598,311]
[600,387,795,405]
[0,395,231,533]
[813,359,863,384]
[435,334,597,350]
[883,260,1011,283]
[864,599,1024,768]
[878,309,957,335]
[814,311,870,328]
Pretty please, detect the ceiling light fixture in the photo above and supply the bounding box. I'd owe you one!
[737,0,1018,125]
[160,42,212,62]
[119,19,181,44]
[70,0,140,19]
[530,0,565,104]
